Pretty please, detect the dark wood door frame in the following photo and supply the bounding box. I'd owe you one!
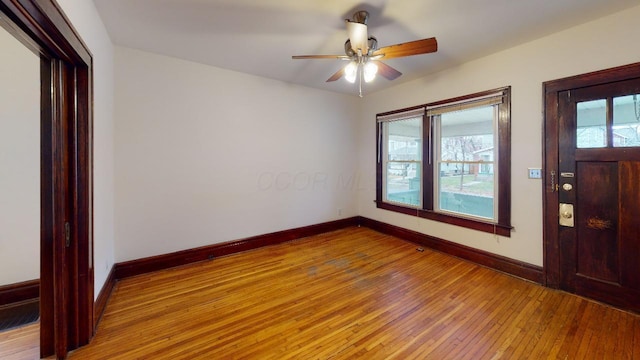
[0,0,93,358]
[543,62,640,288]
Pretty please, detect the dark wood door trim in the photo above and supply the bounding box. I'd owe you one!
[0,0,94,358]
[543,62,640,289]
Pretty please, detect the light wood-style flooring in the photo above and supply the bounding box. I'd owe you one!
[0,322,39,360]
[3,227,639,359]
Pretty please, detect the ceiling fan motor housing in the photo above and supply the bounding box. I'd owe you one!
[345,37,377,57]
[344,40,356,57]
[352,10,369,25]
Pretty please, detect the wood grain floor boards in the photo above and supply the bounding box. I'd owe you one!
[52,226,640,359]
[2,226,637,359]
[0,322,39,360]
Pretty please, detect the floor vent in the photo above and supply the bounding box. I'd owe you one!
[0,299,39,332]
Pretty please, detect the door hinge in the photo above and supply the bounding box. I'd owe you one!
[64,222,71,247]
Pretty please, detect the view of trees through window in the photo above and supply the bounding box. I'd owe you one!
[440,134,493,193]
[376,86,511,234]
[437,106,495,219]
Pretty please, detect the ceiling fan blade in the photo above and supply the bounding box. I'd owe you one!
[346,21,368,53]
[376,61,402,81]
[326,67,345,82]
[292,55,351,60]
[373,37,438,59]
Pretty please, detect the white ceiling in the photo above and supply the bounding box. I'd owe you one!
[93,0,638,97]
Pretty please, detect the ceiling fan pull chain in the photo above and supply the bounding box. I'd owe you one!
[359,63,363,97]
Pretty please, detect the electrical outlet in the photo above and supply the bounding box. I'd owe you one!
[528,168,542,179]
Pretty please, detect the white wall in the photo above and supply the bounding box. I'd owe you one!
[358,5,640,266]
[56,0,116,298]
[44,2,640,291]
[114,47,360,262]
[0,28,40,285]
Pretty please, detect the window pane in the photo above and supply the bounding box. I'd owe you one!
[438,106,495,220]
[387,117,421,161]
[385,162,421,207]
[383,116,422,208]
[440,106,493,162]
[438,163,494,219]
[612,94,640,147]
[577,99,607,148]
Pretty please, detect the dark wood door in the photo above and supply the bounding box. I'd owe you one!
[557,78,640,312]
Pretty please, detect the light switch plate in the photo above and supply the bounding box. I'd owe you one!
[528,168,542,179]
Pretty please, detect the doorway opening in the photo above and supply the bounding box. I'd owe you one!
[0,22,40,352]
[0,0,94,358]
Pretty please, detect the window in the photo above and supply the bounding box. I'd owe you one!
[577,94,640,148]
[576,99,607,148]
[376,87,511,236]
[379,107,424,208]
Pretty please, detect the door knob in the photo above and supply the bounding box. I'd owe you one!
[559,203,574,227]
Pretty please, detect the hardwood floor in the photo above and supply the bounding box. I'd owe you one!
[0,322,39,359]
[10,226,637,359]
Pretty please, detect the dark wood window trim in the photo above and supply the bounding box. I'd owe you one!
[376,87,512,237]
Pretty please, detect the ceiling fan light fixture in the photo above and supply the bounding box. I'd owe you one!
[291,10,438,96]
[345,61,358,83]
[364,61,378,82]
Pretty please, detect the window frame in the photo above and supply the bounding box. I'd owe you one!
[375,87,512,236]
[380,111,424,209]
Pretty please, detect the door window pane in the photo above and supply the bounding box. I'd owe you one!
[576,99,607,148]
[612,94,640,147]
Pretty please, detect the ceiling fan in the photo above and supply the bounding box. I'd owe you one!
[292,10,438,97]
